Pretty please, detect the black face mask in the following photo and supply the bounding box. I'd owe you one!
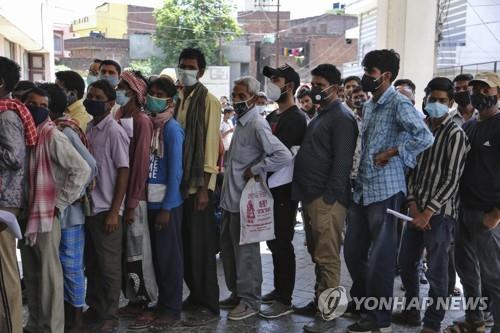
[311,86,333,104]
[27,105,49,126]
[83,99,108,117]
[471,93,498,112]
[277,85,289,104]
[454,91,471,107]
[361,74,384,93]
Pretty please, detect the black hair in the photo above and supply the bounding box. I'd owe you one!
[55,70,85,99]
[223,107,234,114]
[93,58,103,64]
[14,80,37,93]
[425,77,454,100]
[297,88,312,99]
[310,64,342,85]
[149,77,177,97]
[343,76,361,86]
[37,83,68,117]
[453,73,474,83]
[132,70,149,87]
[394,79,416,93]
[88,79,117,101]
[0,56,21,93]
[99,59,122,75]
[21,87,49,102]
[362,49,400,82]
[178,47,207,70]
[351,86,364,94]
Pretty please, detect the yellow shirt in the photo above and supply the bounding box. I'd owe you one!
[177,88,221,194]
[66,99,91,132]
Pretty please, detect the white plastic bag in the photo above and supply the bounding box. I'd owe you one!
[239,177,275,245]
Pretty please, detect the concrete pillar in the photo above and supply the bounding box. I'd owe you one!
[375,0,438,104]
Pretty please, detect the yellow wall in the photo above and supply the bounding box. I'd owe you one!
[72,3,128,39]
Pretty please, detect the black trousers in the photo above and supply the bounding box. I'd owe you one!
[182,192,220,314]
[149,207,183,319]
[266,185,297,305]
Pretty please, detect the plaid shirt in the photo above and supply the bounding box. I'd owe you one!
[354,87,434,205]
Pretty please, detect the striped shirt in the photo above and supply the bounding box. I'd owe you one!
[407,115,470,220]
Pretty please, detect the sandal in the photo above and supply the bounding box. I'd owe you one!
[118,303,145,318]
[444,320,486,333]
[128,311,157,330]
[150,314,180,331]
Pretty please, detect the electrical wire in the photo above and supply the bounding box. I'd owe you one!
[467,0,500,46]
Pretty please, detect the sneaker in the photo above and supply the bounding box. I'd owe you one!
[259,301,294,319]
[303,314,337,333]
[261,290,278,305]
[228,302,258,321]
[348,319,392,333]
[182,308,219,327]
[293,300,317,317]
[391,310,421,326]
[483,311,494,328]
[343,300,362,318]
[219,295,240,310]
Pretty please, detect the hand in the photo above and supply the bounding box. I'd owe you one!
[412,209,433,231]
[154,210,171,231]
[104,211,120,234]
[0,222,7,232]
[483,209,500,230]
[243,168,254,181]
[194,187,209,211]
[408,201,419,219]
[124,208,136,225]
[374,148,397,167]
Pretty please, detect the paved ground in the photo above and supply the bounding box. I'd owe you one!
[22,219,475,332]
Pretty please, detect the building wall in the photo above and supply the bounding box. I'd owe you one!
[127,5,156,36]
[63,37,129,71]
[71,3,128,39]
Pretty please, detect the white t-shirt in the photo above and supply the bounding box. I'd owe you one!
[220,120,234,151]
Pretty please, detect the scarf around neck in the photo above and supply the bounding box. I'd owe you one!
[150,107,174,159]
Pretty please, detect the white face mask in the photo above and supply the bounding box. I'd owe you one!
[266,82,282,102]
[254,105,267,115]
[176,68,198,87]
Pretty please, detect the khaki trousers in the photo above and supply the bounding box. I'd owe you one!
[0,230,23,333]
[20,220,64,333]
[304,197,347,298]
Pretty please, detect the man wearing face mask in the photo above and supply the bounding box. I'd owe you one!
[20,86,90,333]
[98,59,122,116]
[173,47,222,325]
[0,56,37,333]
[451,74,478,126]
[393,78,470,333]
[257,64,307,319]
[84,80,130,332]
[448,72,500,333]
[293,64,358,333]
[55,70,91,131]
[343,49,433,333]
[219,76,292,321]
[350,86,368,182]
[87,59,102,86]
[114,70,158,321]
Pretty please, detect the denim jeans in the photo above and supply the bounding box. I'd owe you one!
[455,208,500,332]
[344,192,405,327]
[399,214,454,331]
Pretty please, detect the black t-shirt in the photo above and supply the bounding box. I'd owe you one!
[461,113,500,211]
[266,105,307,149]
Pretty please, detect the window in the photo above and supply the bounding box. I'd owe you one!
[4,39,16,60]
[54,34,63,53]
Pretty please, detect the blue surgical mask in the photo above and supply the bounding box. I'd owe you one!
[116,90,130,106]
[99,74,120,88]
[27,105,49,126]
[425,102,449,118]
[86,75,98,85]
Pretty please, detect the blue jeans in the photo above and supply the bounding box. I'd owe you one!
[344,192,405,327]
[400,214,454,331]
